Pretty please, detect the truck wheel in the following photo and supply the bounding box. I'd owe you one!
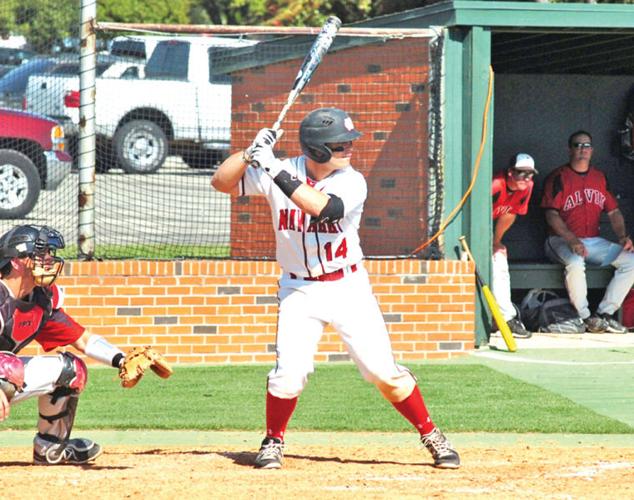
[181,149,225,171]
[0,149,42,219]
[114,120,168,174]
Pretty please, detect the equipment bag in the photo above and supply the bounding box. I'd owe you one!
[520,288,585,334]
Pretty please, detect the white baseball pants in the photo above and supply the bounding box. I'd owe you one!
[267,265,416,403]
[491,250,516,321]
[545,235,634,318]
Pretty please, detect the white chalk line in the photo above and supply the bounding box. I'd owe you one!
[475,351,634,365]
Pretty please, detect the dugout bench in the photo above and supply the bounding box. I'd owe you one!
[509,262,613,291]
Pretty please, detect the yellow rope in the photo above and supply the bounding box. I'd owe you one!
[411,65,494,255]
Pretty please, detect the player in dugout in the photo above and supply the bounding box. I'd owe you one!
[491,153,537,339]
[211,107,460,470]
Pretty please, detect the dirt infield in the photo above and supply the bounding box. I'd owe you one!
[2,442,633,499]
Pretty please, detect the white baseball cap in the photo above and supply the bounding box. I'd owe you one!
[512,153,538,174]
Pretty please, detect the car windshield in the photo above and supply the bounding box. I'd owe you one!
[0,58,55,93]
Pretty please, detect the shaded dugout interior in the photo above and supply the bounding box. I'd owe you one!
[360,1,634,343]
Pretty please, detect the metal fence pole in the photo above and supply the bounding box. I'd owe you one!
[78,0,97,259]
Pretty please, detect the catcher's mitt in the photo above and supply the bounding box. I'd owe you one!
[118,346,173,388]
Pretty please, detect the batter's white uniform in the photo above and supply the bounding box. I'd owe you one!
[240,156,416,402]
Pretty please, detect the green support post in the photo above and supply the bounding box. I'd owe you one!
[443,26,494,347]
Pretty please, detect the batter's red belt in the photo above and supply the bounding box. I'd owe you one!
[290,264,358,282]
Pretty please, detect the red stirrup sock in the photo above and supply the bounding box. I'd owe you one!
[265,392,298,440]
[391,386,435,435]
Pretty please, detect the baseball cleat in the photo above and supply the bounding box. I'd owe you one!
[34,437,102,465]
[421,428,461,469]
[254,437,284,469]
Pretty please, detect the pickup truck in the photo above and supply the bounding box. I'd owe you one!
[61,36,257,174]
[24,55,145,133]
[0,108,72,218]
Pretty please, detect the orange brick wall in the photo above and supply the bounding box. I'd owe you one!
[230,37,430,258]
[19,259,475,364]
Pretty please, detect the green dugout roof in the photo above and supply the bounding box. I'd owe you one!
[361,0,634,30]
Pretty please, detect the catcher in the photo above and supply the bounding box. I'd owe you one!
[0,224,172,465]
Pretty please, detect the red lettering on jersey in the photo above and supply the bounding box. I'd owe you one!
[307,221,317,232]
[289,209,296,230]
[12,308,44,342]
[327,222,338,233]
[317,221,328,233]
[297,211,305,231]
[278,209,289,230]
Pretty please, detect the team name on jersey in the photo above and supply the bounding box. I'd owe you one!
[562,189,606,211]
[493,205,512,218]
[278,208,343,234]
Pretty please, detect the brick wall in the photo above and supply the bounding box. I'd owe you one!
[230,37,430,258]
[19,259,475,364]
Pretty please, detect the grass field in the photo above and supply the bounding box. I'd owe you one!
[3,363,632,434]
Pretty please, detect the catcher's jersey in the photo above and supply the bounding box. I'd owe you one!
[239,156,366,277]
[492,170,533,220]
[540,164,618,238]
[0,282,84,354]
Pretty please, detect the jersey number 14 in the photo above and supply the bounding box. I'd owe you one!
[324,239,347,261]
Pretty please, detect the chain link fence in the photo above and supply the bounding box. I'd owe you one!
[0,1,444,260]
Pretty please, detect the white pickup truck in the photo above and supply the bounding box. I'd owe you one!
[63,36,257,174]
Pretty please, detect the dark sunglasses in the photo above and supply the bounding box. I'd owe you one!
[511,170,534,180]
[572,142,592,149]
[326,141,353,152]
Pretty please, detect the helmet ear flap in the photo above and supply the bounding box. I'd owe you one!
[302,143,332,163]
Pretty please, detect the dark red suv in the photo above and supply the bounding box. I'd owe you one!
[0,108,72,218]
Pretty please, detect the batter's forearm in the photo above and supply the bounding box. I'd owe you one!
[211,151,249,194]
[290,184,330,217]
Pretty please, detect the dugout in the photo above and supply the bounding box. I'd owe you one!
[359,1,634,344]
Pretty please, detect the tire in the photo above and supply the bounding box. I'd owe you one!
[0,149,42,219]
[113,120,168,174]
[181,149,225,170]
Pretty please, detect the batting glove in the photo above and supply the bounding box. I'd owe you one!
[250,142,284,178]
[244,128,281,164]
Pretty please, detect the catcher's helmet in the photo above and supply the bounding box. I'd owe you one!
[299,107,362,163]
[0,225,65,285]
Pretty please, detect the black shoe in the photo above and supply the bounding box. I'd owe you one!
[584,315,608,333]
[254,437,284,469]
[421,428,460,469]
[34,438,102,465]
[507,317,532,339]
[597,313,628,333]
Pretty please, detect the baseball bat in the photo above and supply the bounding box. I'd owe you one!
[459,236,517,353]
[249,16,341,168]
[271,15,342,132]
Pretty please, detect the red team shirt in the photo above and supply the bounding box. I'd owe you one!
[492,170,533,220]
[0,283,84,354]
[540,164,618,238]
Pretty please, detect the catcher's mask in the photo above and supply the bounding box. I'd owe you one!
[299,107,362,163]
[0,225,65,286]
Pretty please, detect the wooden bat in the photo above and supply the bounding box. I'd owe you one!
[459,236,517,352]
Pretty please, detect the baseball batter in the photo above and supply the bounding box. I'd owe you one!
[211,107,460,469]
[541,130,634,333]
[0,225,130,464]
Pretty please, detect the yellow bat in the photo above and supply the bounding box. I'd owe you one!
[459,236,517,353]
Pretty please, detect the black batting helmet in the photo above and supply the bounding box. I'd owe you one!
[299,107,362,163]
[0,225,65,284]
